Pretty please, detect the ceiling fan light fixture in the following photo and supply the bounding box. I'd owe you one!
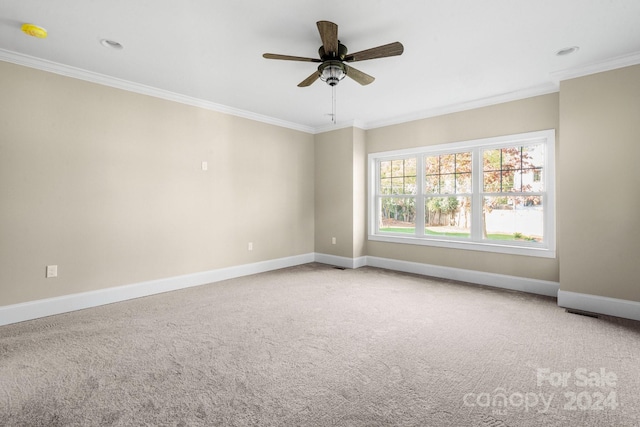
[319,61,346,86]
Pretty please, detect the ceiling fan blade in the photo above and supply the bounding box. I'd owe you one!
[298,71,320,87]
[263,53,321,62]
[344,41,404,62]
[345,64,375,86]
[317,21,338,56]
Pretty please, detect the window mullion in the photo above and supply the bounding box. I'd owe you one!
[471,148,483,241]
[415,156,425,236]
[374,159,381,235]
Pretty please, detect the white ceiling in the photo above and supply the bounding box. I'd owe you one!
[2,0,640,133]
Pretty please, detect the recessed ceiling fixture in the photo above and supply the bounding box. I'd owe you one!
[21,23,47,39]
[100,39,124,50]
[556,46,579,56]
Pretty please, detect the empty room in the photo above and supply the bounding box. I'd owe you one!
[1,1,639,426]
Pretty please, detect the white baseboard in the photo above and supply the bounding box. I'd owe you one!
[6,253,636,326]
[558,290,640,322]
[365,256,560,297]
[0,253,315,326]
[314,253,367,269]
[313,253,559,297]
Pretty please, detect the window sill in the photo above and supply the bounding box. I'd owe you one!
[368,234,556,259]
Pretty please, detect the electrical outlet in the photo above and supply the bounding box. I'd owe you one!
[46,265,58,278]
[248,242,253,251]
[201,161,208,171]
[332,237,337,245]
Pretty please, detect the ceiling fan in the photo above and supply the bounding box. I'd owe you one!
[263,21,404,87]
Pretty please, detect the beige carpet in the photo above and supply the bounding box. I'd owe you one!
[1,263,639,426]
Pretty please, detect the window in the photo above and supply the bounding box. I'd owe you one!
[379,158,417,233]
[368,130,555,258]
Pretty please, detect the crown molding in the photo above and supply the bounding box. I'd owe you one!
[313,119,367,134]
[549,50,640,84]
[0,48,557,135]
[312,121,356,135]
[360,83,560,130]
[0,49,316,134]
[4,47,639,136]
[354,51,640,131]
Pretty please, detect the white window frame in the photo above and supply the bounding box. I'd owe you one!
[368,129,556,258]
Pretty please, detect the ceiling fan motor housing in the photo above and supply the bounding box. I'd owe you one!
[318,42,348,60]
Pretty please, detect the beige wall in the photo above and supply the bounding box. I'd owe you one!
[0,61,315,306]
[314,128,354,257]
[558,65,640,302]
[314,127,367,259]
[364,94,560,282]
[352,127,366,259]
[4,58,638,309]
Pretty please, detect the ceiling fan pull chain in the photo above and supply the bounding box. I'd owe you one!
[332,85,337,124]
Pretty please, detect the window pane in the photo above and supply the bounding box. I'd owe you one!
[391,159,404,177]
[404,158,417,176]
[483,170,501,192]
[425,156,439,175]
[381,158,416,196]
[483,149,501,171]
[483,145,545,194]
[501,147,521,170]
[380,161,391,179]
[456,172,472,193]
[391,178,404,195]
[484,168,521,192]
[440,154,456,174]
[380,178,391,194]
[379,197,416,234]
[426,151,473,195]
[426,175,439,193]
[425,196,471,238]
[483,196,544,242]
[404,176,417,195]
[522,168,544,192]
[440,174,456,194]
[501,170,517,192]
[523,144,545,168]
[456,152,472,173]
